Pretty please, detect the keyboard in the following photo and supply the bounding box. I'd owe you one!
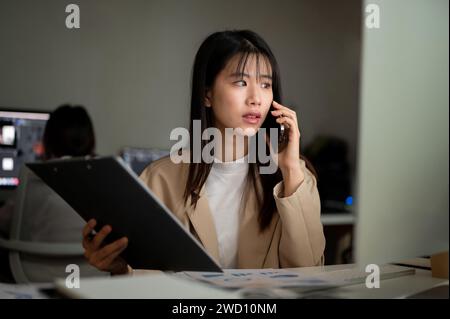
[310,264,415,285]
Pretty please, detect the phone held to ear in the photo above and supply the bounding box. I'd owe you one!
[278,123,289,150]
[270,103,289,151]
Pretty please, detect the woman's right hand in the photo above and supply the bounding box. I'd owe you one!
[82,219,131,275]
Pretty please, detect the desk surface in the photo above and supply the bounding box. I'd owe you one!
[321,213,355,226]
[3,263,445,299]
[130,263,447,299]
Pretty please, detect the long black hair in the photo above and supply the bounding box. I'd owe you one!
[184,30,314,231]
[43,104,95,160]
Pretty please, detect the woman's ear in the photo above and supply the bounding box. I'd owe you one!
[204,90,212,107]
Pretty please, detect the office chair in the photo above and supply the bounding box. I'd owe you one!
[0,166,102,283]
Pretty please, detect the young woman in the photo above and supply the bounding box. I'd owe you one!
[82,30,325,275]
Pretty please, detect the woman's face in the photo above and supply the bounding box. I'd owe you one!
[205,54,273,135]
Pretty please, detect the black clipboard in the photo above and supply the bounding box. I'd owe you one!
[27,156,222,272]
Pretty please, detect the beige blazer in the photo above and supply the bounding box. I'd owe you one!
[139,156,325,269]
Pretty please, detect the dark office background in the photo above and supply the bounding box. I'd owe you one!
[0,0,362,266]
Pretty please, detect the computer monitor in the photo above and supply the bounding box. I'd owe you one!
[120,147,170,176]
[354,0,449,266]
[0,109,50,189]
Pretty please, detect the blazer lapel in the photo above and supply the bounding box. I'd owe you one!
[185,184,221,263]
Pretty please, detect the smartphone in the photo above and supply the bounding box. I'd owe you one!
[269,103,289,152]
[278,123,289,151]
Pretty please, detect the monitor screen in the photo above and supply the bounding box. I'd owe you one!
[0,109,50,188]
[120,147,169,176]
[354,0,448,266]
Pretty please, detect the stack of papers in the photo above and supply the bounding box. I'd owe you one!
[176,268,335,289]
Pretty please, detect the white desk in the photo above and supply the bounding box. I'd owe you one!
[321,213,355,226]
[8,263,444,299]
[82,263,447,299]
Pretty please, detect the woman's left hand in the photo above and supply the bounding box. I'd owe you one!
[270,101,305,196]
